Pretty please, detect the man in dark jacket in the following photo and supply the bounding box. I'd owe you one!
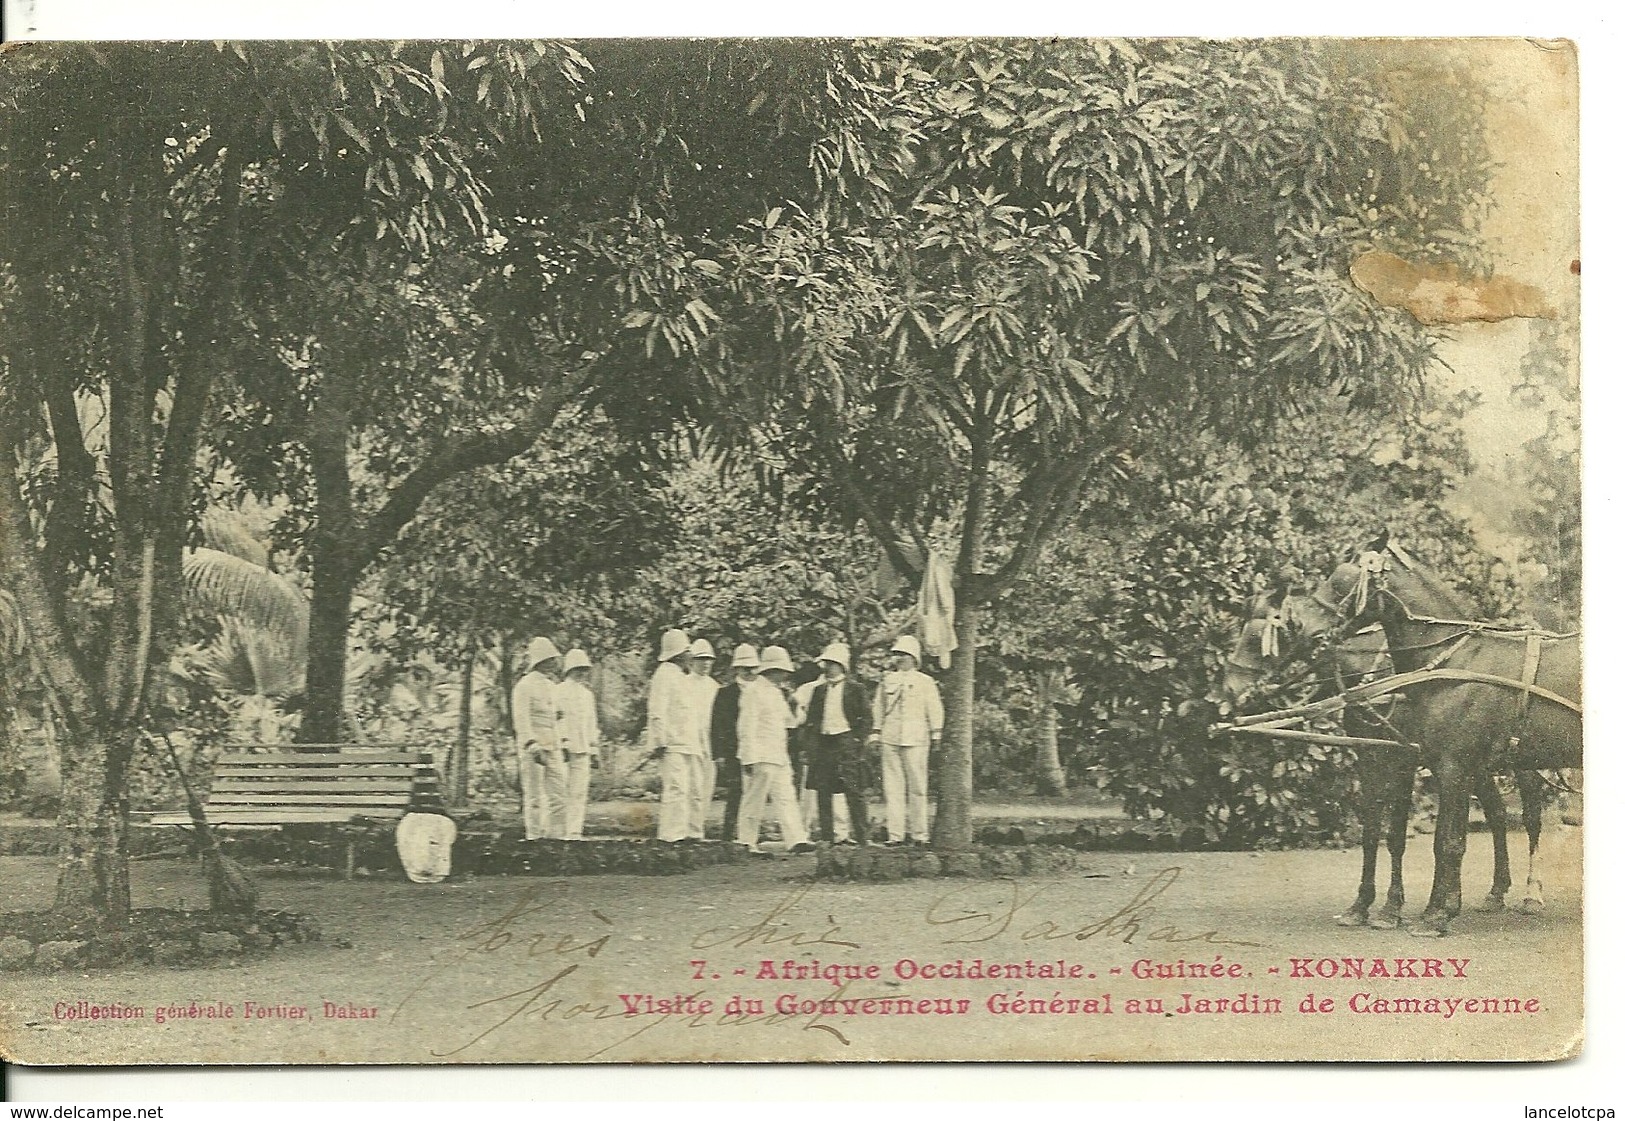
[801,641,873,846]
[709,644,756,843]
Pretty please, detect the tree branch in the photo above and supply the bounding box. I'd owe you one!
[983,452,1097,595]
[956,423,992,590]
[103,181,162,716]
[348,365,591,575]
[148,146,247,670]
[155,143,242,537]
[39,375,100,597]
[815,441,924,588]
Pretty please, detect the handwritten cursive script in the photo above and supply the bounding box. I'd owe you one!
[392,887,617,1057]
[925,868,1262,947]
[691,884,860,951]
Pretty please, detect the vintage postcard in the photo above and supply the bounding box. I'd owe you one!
[0,36,1580,1065]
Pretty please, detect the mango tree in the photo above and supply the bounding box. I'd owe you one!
[630,39,1492,848]
[0,41,587,920]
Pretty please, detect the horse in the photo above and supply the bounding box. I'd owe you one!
[1312,534,1581,936]
[1225,587,1542,929]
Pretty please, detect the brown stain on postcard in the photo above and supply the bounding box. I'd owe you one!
[1351,250,1555,325]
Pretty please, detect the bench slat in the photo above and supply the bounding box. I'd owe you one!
[215,753,431,766]
[211,778,420,794]
[214,765,425,779]
[148,810,403,826]
[216,742,424,750]
[147,743,443,837]
[200,789,416,799]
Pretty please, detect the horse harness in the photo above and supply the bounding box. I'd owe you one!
[1218,546,1581,755]
[1353,547,1580,757]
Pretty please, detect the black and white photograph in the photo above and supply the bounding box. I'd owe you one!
[0,35,1583,1067]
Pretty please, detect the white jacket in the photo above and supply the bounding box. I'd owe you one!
[557,679,600,756]
[647,661,702,755]
[737,677,794,767]
[872,669,945,748]
[690,674,720,756]
[790,680,819,728]
[512,671,561,751]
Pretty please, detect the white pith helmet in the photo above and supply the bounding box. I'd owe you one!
[760,646,795,674]
[526,637,562,667]
[563,648,592,674]
[816,641,851,670]
[658,628,691,661]
[731,644,761,669]
[890,634,923,663]
[689,638,716,659]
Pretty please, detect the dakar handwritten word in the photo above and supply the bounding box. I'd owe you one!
[925,868,1260,948]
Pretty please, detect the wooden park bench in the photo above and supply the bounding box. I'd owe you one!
[145,744,446,877]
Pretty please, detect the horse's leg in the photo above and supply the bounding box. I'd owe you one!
[1517,771,1546,913]
[1476,771,1511,911]
[1370,761,1412,930]
[1338,757,1382,927]
[1413,757,1472,938]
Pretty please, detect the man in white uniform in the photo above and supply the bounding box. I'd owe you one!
[870,634,944,845]
[687,638,720,837]
[511,637,566,840]
[649,627,705,842]
[556,648,600,840]
[736,645,813,854]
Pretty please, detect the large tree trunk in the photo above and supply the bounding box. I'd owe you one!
[1034,670,1068,797]
[294,370,580,749]
[932,434,991,853]
[5,460,139,922]
[0,662,25,801]
[451,640,476,807]
[934,604,981,851]
[300,568,354,747]
[52,722,135,922]
[298,375,358,748]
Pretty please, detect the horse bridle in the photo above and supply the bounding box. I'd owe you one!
[1329,545,1553,654]
[1309,549,1388,625]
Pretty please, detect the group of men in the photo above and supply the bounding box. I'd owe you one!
[510,628,945,852]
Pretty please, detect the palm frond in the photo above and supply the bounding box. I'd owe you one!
[191,617,305,699]
[0,588,26,656]
[200,508,271,568]
[182,547,308,656]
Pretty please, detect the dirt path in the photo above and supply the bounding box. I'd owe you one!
[0,824,1581,1065]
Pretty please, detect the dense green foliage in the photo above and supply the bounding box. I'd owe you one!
[0,40,1575,911]
[985,397,1520,844]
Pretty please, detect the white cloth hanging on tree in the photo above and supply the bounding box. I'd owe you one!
[919,551,958,669]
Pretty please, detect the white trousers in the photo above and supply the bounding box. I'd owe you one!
[696,757,717,821]
[736,762,808,849]
[880,742,930,841]
[562,752,593,840]
[800,787,850,842]
[658,751,708,841]
[520,747,568,840]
